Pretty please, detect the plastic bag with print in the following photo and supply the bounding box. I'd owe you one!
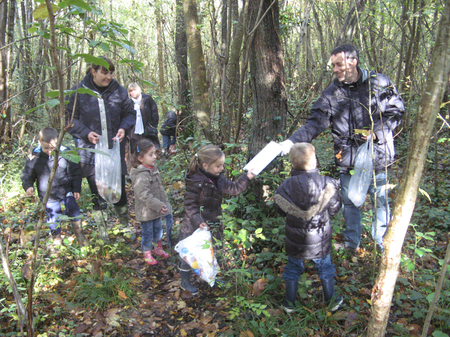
[174,228,219,287]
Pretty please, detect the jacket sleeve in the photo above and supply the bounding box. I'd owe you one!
[65,90,93,142]
[326,178,342,217]
[134,173,165,212]
[21,158,37,192]
[218,173,251,196]
[67,158,82,194]
[373,75,405,144]
[145,95,159,128]
[119,90,137,132]
[288,95,332,144]
[184,180,205,227]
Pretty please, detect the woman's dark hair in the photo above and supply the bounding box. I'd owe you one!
[131,139,155,168]
[86,56,115,75]
[188,144,224,176]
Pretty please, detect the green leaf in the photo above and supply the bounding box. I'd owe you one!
[100,42,110,52]
[426,292,436,303]
[60,150,81,164]
[71,54,110,69]
[33,3,60,20]
[46,99,61,108]
[432,331,449,337]
[25,103,45,115]
[58,0,91,10]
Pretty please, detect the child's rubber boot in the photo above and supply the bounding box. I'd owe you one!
[92,210,109,242]
[282,280,298,313]
[114,204,135,240]
[321,277,343,312]
[144,251,158,265]
[153,241,170,258]
[71,220,88,246]
[180,269,198,295]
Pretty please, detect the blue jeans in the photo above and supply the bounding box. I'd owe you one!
[140,218,163,251]
[164,213,173,247]
[162,135,176,149]
[283,254,336,282]
[46,194,81,235]
[340,172,390,248]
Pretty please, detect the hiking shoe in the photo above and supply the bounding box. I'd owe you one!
[144,251,158,265]
[282,300,295,313]
[329,295,344,312]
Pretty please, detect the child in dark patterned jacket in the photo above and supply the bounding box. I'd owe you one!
[274,143,342,312]
[21,127,87,246]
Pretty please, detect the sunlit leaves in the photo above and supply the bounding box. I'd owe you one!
[33,3,60,20]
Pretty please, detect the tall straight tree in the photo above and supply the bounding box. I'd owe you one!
[367,0,450,335]
[248,0,287,197]
[155,4,166,114]
[175,0,191,131]
[183,0,212,141]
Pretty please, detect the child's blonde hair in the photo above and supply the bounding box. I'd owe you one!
[188,145,224,176]
[289,143,316,171]
[131,139,155,168]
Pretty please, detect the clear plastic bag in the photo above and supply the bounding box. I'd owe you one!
[348,138,373,207]
[174,228,219,287]
[95,135,122,203]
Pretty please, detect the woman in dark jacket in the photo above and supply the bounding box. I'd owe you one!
[66,56,136,240]
[274,143,342,313]
[127,83,160,151]
[178,145,254,295]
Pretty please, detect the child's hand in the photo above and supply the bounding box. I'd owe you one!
[199,222,209,230]
[74,192,80,201]
[246,168,256,180]
[160,205,168,214]
[26,187,34,196]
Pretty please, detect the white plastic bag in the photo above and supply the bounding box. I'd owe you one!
[95,135,122,203]
[348,137,373,207]
[174,228,219,286]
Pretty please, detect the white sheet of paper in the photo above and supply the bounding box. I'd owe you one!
[244,141,283,175]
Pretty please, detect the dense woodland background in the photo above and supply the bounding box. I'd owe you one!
[1,0,450,336]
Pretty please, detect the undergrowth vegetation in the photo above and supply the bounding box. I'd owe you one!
[0,131,449,336]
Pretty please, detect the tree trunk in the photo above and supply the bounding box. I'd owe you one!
[248,0,287,198]
[156,5,166,115]
[335,0,367,47]
[0,0,9,142]
[183,0,212,141]
[175,0,191,135]
[367,1,450,335]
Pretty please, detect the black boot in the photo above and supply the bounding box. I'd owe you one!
[282,280,298,313]
[179,267,198,295]
[321,278,343,311]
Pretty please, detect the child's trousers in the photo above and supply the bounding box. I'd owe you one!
[140,218,163,251]
[283,254,336,282]
[46,194,81,235]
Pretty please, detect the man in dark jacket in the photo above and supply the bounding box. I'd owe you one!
[66,56,136,240]
[275,143,342,312]
[280,44,404,253]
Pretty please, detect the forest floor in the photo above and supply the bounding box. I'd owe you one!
[1,169,449,336]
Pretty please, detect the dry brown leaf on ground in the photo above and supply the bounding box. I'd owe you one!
[240,330,255,337]
[252,278,266,297]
